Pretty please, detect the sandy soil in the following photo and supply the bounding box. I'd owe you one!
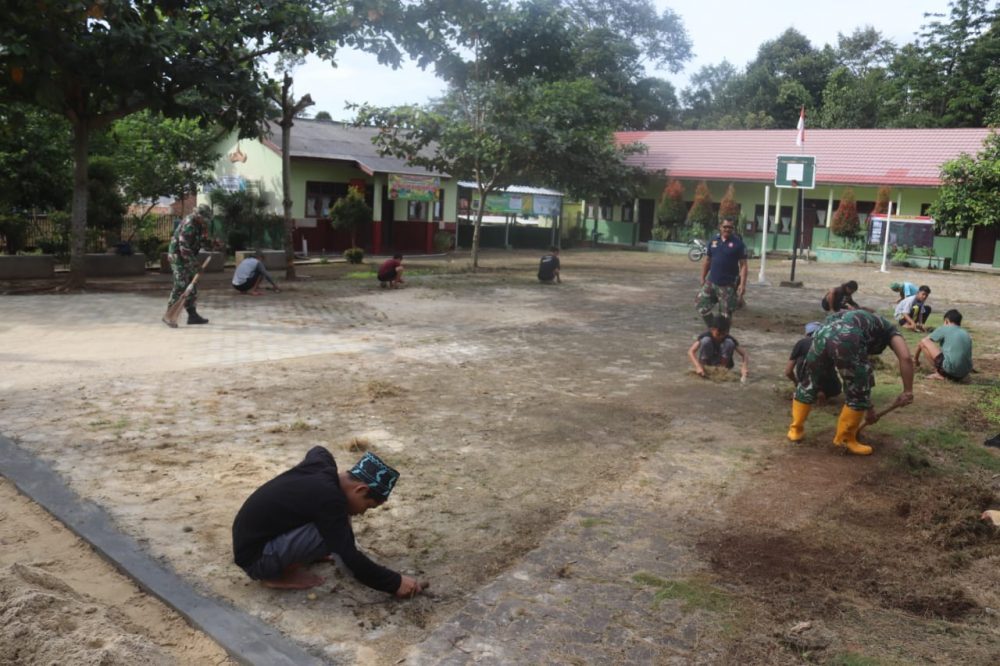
[1,250,998,664]
[0,479,233,665]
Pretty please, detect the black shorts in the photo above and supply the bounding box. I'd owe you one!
[933,354,964,381]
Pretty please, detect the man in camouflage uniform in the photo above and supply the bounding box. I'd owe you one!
[787,310,914,455]
[162,208,210,327]
[696,217,747,327]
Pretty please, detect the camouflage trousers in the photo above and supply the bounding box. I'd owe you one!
[167,255,198,309]
[794,319,874,410]
[696,281,738,324]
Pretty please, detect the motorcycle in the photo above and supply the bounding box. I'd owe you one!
[687,238,707,262]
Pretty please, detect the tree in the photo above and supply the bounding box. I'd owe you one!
[0,0,413,286]
[354,0,674,267]
[0,104,71,214]
[930,131,1000,234]
[101,111,220,216]
[718,184,739,222]
[831,188,860,239]
[329,186,372,249]
[679,61,741,128]
[268,72,314,281]
[884,0,1000,127]
[314,111,333,121]
[873,185,892,215]
[85,156,126,242]
[656,179,686,238]
[686,181,714,239]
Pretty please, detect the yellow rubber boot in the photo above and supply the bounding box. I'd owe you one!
[833,406,872,455]
[787,400,811,442]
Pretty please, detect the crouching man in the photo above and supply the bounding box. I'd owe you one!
[688,315,749,381]
[232,446,425,597]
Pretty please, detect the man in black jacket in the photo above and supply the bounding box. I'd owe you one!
[232,447,425,596]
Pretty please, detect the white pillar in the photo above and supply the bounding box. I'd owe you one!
[758,185,770,284]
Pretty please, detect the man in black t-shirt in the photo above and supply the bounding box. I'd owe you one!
[232,447,425,597]
[785,322,842,398]
[538,246,561,283]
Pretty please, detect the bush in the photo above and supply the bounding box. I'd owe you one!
[686,181,715,238]
[718,184,739,222]
[0,214,29,254]
[136,235,162,260]
[433,230,454,252]
[651,225,671,241]
[831,188,860,239]
[343,247,364,264]
[656,179,686,235]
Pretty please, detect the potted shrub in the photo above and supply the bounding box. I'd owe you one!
[343,247,364,264]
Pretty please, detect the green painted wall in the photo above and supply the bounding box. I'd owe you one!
[633,177,999,265]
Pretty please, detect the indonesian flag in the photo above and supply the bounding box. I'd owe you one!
[795,106,805,146]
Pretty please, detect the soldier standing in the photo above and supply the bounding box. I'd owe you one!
[162,208,211,327]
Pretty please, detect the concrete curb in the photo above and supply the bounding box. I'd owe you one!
[0,433,326,666]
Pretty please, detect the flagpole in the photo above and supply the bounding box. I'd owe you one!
[789,107,805,283]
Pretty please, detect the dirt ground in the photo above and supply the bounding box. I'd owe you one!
[1,250,999,665]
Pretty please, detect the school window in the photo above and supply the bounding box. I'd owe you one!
[620,204,634,223]
[920,203,932,216]
[407,200,428,220]
[600,199,613,220]
[856,201,875,225]
[754,204,793,233]
[305,181,345,218]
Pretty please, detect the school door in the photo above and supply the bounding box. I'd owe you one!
[637,199,655,242]
[970,224,999,264]
[802,206,818,248]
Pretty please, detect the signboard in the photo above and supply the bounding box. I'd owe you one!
[532,194,562,217]
[775,155,816,189]
[868,215,936,248]
[474,192,529,214]
[204,175,247,194]
[388,173,440,201]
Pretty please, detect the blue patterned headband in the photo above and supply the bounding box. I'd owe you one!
[349,452,400,500]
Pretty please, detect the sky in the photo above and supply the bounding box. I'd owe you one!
[291,0,954,122]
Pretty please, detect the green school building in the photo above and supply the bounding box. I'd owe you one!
[594,128,998,267]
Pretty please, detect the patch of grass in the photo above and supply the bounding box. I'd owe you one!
[632,573,731,613]
[975,384,1000,429]
[579,517,611,528]
[345,270,376,279]
[888,424,1000,474]
[88,418,111,427]
[826,653,883,666]
[289,420,311,432]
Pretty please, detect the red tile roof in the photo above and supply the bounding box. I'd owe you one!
[616,129,994,187]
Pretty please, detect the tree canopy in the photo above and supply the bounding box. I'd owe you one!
[0,0,428,284]
[930,131,1000,233]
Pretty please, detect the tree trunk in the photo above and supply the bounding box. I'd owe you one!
[281,115,296,281]
[472,188,486,270]
[67,121,90,288]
